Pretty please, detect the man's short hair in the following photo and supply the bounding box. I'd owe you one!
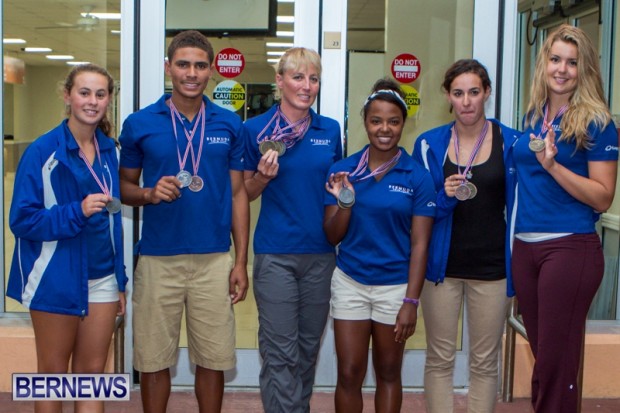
[167,30,214,64]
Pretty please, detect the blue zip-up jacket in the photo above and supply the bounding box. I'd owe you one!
[7,120,127,316]
[412,119,519,296]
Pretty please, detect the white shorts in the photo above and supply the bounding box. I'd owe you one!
[88,274,119,303]
[330,266,407,325]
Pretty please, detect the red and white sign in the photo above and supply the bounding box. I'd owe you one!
[391,53,420,83]
[215,48,245,78]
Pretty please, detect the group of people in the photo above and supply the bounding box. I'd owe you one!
[6,24,617,413]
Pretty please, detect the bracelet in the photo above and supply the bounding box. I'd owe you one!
[403,297,419,306]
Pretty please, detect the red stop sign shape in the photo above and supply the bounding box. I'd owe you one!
[215,48,245,78]
[391,53,420,84]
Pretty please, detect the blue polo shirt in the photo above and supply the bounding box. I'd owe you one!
[244,105,342,254]
[326,146,437,285]
[514,116,618,234]
[119,94,247,255]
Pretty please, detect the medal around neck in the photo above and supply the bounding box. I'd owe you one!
[189,176,204,192]
[176,170,192,188]
[106,197,122,214]
[455,183,471,201]
[529,138,545,153]
[337,187,355,209]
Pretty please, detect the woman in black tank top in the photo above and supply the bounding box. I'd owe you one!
[411,59,520,413]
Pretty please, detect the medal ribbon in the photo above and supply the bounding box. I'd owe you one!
[452,120,488,179]
[256,106,311,149]
[538,103,569,138]
[348,147,402,182]
[170,101,206,177]
[78,135,111,198]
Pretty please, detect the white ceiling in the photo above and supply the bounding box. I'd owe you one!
[3,0,385,71]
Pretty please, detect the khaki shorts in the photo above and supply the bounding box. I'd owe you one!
[133,253,236,372]
[330,266,407,325]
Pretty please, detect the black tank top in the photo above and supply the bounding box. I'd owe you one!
[443,122,506,281]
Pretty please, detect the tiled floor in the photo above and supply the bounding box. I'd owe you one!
[2,390,620,412]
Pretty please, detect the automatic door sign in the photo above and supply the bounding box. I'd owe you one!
[212,80,246,112]
[391,53,421,84]
[215,48,245,78]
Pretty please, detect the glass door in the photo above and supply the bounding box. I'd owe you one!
[132,0,515,390]
[133,0,320,387]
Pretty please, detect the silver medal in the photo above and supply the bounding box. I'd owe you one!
[176,170,192,188]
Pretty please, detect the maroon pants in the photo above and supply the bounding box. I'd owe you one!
[512,233,604,413]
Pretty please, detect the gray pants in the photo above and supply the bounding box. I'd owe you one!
[253,253,335,413]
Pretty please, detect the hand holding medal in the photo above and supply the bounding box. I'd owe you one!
[444,174,467,199]
[78,136,122,214]
[529,103,568,153]
[532,121,558,170]
[326,172,355,209]
[256,148,280,183]
[81,193,113,217]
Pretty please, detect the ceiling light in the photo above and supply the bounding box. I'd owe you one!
[277,0,294,3]
[24,47,52,53]
[276,31,294,37]
[266,42,294,48]
[276,16,294,23]
[81,12,121,20]
[3,38,26,44]
[46,55,74,60]
[267,51,286,56]
[267,58,280,64]
[111,30,121,35]
[66,61,91,66]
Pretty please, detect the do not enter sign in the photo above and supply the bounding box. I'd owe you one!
[215,48,245,78]
[391,53,420,84]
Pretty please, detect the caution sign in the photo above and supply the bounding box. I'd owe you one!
[391,53,420,84]
[212,80,246,112]
[401,84,420,118]
[215,48,245,78]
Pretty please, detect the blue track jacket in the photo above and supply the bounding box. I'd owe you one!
[7,121,127,316]
[412,119,519,296]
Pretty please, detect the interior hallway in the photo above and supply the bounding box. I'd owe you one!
[2,390,620,412]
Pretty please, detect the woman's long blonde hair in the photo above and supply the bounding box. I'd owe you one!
[525,24,611,149]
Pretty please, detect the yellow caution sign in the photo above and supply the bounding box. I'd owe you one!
[400,84,420,118]
[212,80,246,112]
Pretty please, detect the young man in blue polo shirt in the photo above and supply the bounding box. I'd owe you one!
[119,30,249,413]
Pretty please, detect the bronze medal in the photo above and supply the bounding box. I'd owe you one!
[189,176,204,192]
[466,182,477,200]
[455,184,471,201]
[259,140,276,155]
[529,139,545,153]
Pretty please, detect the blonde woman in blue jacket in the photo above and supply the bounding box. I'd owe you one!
[412,59,518,413]
[7,64,126,413]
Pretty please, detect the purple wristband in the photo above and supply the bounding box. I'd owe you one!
[403,297,419,306]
